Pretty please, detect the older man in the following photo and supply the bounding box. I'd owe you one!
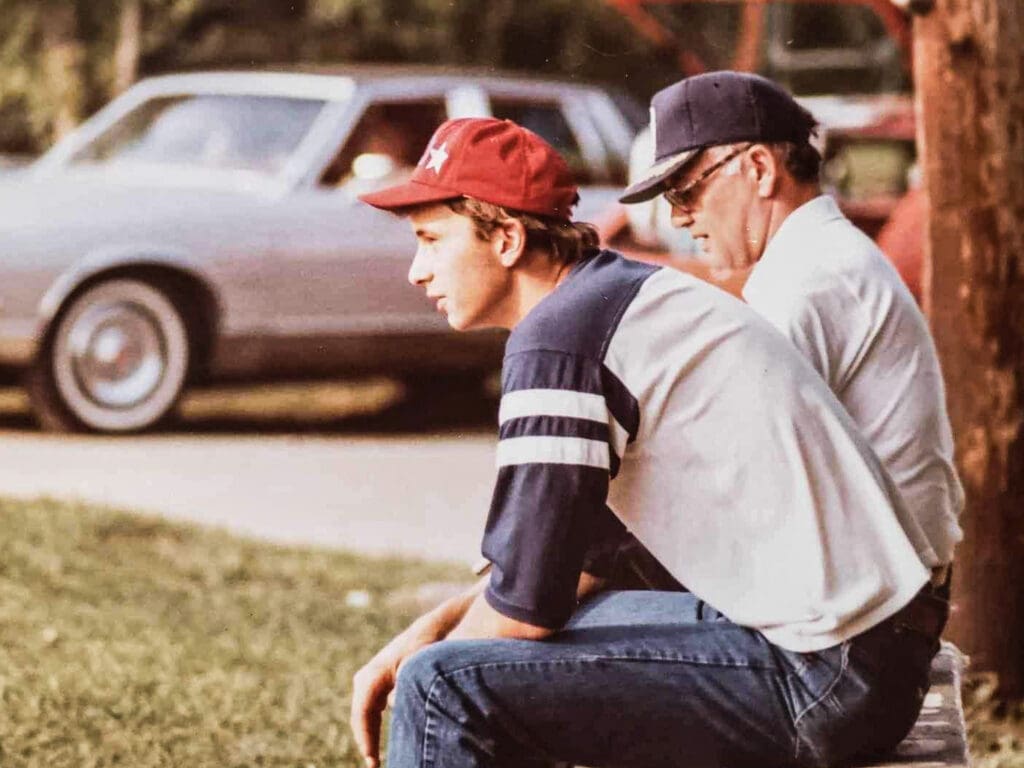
[621,71,962,593]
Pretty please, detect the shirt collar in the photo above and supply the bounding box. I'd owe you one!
[756,194,843,273]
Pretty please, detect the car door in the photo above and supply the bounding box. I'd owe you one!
[264,96,452,344]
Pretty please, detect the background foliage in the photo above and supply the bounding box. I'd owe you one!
[0,0,678,155]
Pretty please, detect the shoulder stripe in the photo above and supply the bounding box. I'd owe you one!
[498,388,629,458]
[496,436,610,470]
[500,388,605,424]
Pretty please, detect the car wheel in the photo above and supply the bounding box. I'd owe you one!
[26,278,191,433]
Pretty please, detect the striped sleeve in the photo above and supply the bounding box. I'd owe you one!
[481,349,639,628]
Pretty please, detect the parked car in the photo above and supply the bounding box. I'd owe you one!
[0,66,643,433]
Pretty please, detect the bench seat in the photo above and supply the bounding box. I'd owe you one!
[856,642,969,768]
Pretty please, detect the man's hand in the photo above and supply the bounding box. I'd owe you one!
[350,648,408,768]
[349,578,488,767]
[348,570,583,764]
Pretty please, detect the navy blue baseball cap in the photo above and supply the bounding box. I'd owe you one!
[620,71,817,204]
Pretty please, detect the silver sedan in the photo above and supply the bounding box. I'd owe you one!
[0,67,640,433]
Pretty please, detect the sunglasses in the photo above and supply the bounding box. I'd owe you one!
[663,144,752,210]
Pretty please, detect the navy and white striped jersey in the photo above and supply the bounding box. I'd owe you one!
[481,249,932,652]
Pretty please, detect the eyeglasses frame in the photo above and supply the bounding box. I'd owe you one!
[662,143,753,211]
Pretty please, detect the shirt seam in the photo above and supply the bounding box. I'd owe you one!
[598,268,660,361]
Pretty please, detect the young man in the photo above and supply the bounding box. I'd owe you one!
[352,117,945,768]
[620,71,963,592]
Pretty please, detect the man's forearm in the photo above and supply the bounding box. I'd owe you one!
[402,576,489,645]
[410,563,608,643]
[447,591,554,641]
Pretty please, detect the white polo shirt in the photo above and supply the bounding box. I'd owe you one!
[743,195,963,567]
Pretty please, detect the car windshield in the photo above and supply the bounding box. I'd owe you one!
[68,93,327,175]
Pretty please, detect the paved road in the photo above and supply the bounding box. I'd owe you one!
[0,428,498,566]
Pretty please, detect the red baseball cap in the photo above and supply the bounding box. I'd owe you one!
[359,117,579,220]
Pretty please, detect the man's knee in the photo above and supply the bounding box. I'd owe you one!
[394,640,469,704]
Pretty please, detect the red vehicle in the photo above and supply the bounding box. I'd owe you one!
[598,0,924,300]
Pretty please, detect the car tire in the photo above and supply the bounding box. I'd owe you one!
[26,278,192,434]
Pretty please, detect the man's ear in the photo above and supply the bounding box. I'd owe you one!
[748,144,781,198]
[495,218,528,268]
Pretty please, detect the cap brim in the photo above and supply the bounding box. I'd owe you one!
[618,147,701,204]
[359,178,463,213]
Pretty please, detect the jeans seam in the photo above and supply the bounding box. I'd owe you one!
[792,643,849,724]
[791,642,850,763]
[437,654,778,674]
[417,655,786,765]
[593,654,775,669]
[421,664,565,766]
[421,674,448,768]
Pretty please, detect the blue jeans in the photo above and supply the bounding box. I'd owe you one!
[386,589,945,768]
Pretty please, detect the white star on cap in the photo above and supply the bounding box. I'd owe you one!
[424,141,449,174]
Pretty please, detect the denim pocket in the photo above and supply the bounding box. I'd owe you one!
[791,626,934,767]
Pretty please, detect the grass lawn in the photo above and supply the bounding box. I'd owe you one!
[0,497,469,767]
[1,496,1022,767]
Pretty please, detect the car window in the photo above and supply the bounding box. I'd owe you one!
[761,3,909,94]
[70,94,326,174]
[822,137,915,202]
[489,99,591,184]
[320,100,448,186]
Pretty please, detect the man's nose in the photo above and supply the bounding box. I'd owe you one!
[408,248,431,287]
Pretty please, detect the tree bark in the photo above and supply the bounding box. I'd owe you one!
[39,2,84,140]
[113,0,142,95]
[914,0,1024,696]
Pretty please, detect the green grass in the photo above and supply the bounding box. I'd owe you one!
[966,673,1024,768]
[1,496,1022,767]
[0,497,469,767]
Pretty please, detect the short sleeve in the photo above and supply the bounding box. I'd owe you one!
[481,348,629,629]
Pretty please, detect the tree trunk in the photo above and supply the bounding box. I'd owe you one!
[914,0,1024,696]
[478,0,516,64]
[39,2,84,140]
[113,0,142,95]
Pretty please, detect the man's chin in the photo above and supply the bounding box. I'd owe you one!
[446,314,472,332]
[695,249,729,270]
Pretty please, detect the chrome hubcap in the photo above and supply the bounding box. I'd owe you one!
[66,302,165,408]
